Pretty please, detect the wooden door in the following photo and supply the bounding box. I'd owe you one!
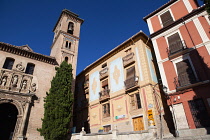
[133,117,144,131]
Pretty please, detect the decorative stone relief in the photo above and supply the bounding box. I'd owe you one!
[31,83,36,92]
[0,68,34,94]
[16,62,25,71]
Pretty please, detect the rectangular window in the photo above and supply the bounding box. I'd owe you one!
[25,63,35,75]
[188,99,210,128]
[3,58,15,70]
[103,125,111,132]
[103,103,110,118]
[130,93,142,110]
[176,59,197,87]
[160,11,174,27]
[168,33,185,55]
[125,66,136,89]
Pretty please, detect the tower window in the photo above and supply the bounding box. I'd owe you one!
[67,22,74,34]
[25,63,35,75]
[65,57,69,62]
[65,41,71,49]
[3,57,15,70]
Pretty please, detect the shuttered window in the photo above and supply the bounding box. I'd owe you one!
[168,33,183,54]
[136,93,142,109]
[103,103,110,118]
[130,93,142,110]
[102,79,108,87]
[160,11,174,27]
[3,58,15,70]
[125,66,136,89]
[126,66,135,79]
[176,60,197,86]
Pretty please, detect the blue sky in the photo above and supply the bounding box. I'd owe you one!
[0,0,203,74]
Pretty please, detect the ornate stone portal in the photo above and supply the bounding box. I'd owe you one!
[0,68,36,140]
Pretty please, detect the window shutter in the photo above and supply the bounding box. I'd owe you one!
[135,93,142,109]
[102,79,108,87]
[176,60,196,86]
[126,66,135,79]
[168,33,182,54]
[160,11,174,27]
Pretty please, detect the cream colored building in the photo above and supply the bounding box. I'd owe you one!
[74,31,169,136]
[0,9,83,140]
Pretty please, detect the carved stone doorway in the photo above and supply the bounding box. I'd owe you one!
[0,103,18,140]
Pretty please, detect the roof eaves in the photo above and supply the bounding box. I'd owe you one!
[143,0,178,22]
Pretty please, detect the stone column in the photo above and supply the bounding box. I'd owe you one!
[17,101,30,140]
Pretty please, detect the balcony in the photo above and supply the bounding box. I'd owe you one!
[122,52,135,67]
[174,73,200,91]
[167,40,189,59]
[99,89,110,102]
[84,81,89,89]
[124,76,139,90]
[100,67,108,80]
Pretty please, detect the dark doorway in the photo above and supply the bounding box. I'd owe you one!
[0,103,18,140]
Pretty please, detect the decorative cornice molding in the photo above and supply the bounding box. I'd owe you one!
[0,42,57,65]
[150,6,206,38]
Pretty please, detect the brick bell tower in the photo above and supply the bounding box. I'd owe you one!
[50,9,84,78]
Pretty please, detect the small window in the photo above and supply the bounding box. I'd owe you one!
[65,57,68,62]
[65,41,71,49]
[176,59,197,87]
[160,11,174,27]
[67,22,74,34]
[3,58,15,70]
[102,63,107,68]
[103,125,111,132]
[130,93,142,110]
[102,103,110,118]
[167,33,185,55]
[125,48,131,55]
[25,63,35,75]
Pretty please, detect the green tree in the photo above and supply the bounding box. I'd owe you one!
[38,61,74,140]
[202,0,210,14]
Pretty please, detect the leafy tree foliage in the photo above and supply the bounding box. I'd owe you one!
[38,61,74,140]
[202,0,210,14]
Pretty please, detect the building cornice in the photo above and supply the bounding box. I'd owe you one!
[150,5,206,38]
[0,42,57,65]
[143,0,199,21]
[77,31,152,77]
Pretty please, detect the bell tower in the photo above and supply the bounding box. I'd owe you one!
[50,9,84,78]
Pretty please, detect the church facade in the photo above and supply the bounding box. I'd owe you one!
[0,9,83,140]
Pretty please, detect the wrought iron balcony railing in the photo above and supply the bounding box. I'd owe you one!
[99,89,110,101]
[124,76,139,90]
[174,73,199,90]
[100,67,108,80]
[167,40,187,56]
[122,52,135,67]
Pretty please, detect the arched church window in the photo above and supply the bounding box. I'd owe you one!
[3,57,15,70]
[25,63,35,75]
[65,57,69,62]
[67,22,74,34]
[65,41,71,49]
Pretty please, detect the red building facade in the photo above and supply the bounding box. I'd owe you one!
[144,0,210,137]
